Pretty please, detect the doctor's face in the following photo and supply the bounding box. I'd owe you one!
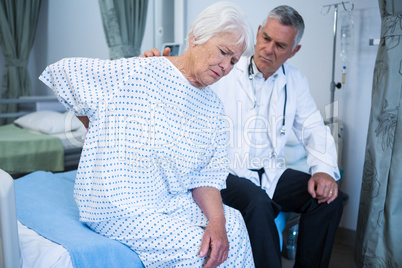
[254,18,301,79]
[187,32,244,88]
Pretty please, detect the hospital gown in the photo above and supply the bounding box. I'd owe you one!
[39,57,254,267]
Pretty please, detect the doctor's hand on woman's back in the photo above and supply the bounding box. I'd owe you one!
[140,47,171,58]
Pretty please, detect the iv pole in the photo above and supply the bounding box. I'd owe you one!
[321,1,354,124]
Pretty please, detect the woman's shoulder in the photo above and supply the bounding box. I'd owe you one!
[136,57,179,75]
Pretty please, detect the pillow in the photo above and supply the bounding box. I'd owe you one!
[14,110,82,134]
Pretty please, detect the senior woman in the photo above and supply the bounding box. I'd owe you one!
[39,2,254,268]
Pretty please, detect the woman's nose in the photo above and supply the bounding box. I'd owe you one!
[219,57,231,73]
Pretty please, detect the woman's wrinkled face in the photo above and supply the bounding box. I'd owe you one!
[188,32,244,88]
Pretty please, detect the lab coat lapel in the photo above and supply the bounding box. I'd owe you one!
[237,57,255,107]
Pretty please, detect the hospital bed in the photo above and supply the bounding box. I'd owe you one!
[0,130,307,267]
[0,97,86,177]
[0,169,145,268]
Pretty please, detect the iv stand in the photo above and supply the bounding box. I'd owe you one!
[321,1,354,124]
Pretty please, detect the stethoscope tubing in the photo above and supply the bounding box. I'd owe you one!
[248,56,287,135]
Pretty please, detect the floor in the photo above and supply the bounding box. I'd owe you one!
[282,227,357,268]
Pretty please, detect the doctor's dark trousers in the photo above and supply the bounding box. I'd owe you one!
[221,168,344,268]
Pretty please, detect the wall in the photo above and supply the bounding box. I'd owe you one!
[0,0,381,231]
[30,0,107,95]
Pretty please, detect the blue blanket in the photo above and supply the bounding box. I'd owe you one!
[14,170,144,268]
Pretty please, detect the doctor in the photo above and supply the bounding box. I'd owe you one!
[213,5,344,268]
[145,5,344,268]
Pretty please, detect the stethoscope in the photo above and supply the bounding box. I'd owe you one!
[248,56,287,135]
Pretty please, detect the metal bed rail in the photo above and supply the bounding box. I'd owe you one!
[0,96,58,119]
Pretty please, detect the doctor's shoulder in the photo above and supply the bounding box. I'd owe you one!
[283,63,310,92]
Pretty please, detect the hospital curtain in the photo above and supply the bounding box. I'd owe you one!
[0,0,42,124]
[354,0,402,267]
[98,0,148,60]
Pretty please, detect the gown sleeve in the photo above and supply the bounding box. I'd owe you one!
[187,99,229,191]
[39,57,141,120]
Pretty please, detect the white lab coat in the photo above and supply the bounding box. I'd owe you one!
[211,56,340,198]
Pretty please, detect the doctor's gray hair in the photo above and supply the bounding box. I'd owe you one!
[263,5,305,50]
[185,1,254,56]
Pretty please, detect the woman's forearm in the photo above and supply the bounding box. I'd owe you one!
[192,187,226,224]
[192,186,229,266]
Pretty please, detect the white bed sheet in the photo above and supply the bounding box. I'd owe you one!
[18,221,73,268]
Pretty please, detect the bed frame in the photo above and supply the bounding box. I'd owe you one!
[0,169,145,268]
[0,169,20,268]
[0,96,60,119]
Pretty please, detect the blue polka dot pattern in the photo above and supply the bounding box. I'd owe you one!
[88,195,254,267]
[39,57,254,267]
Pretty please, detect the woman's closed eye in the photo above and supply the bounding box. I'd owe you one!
[220,49,228,56]
[220,49,238,65]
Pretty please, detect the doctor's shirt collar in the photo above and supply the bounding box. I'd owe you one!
[250,56,282,81]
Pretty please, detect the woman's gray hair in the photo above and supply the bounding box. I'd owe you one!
[185,1,254,56]
[262,5,305,50]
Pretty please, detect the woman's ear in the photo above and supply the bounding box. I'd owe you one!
[189,33,196,47]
